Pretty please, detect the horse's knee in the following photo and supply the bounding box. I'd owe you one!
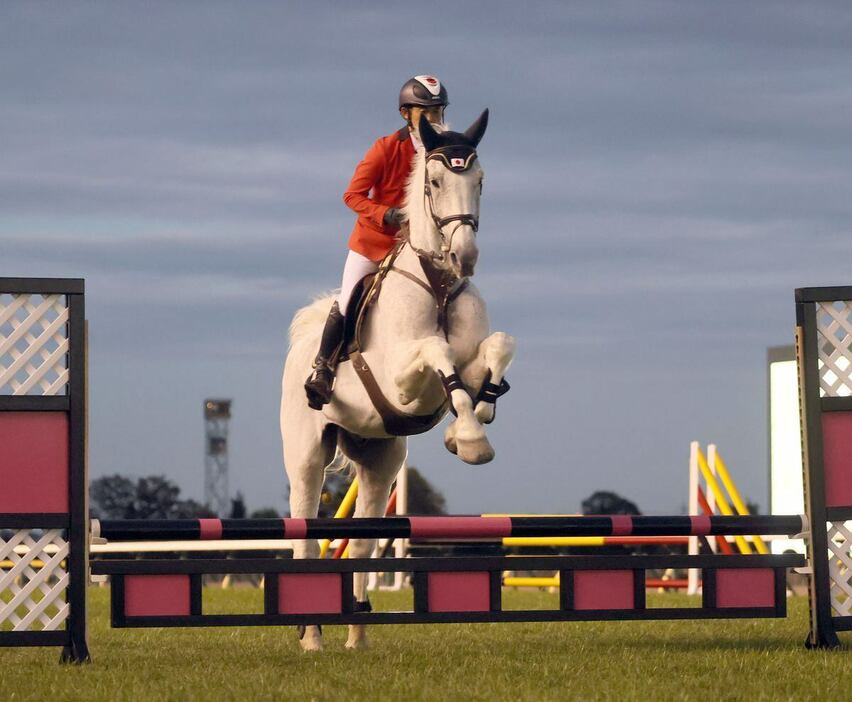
[484,332,515,369]
[420,336,454,368]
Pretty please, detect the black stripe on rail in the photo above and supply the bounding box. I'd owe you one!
[301,518,411,539]
[507,515,805,537]
[94,514,805,542]
[708,515,804,537]
[97,520,203,541]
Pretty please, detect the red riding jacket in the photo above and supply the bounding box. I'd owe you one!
[343,127,415,262]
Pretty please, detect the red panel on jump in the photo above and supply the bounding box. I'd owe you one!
[277,573,342,614]
[821,412,852,508]
[0,412,68,513]
[282,518,307,539]
[609,515,632,536]
[573,570,635,610]
[409,516,512,539]
[715,568,775,608]
[125,575,191,617]
[427,571,491,612]
[199,519,223,540]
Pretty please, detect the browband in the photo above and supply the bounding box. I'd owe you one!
[427,146,478,172]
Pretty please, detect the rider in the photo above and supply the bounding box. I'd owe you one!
[304,75,449,410]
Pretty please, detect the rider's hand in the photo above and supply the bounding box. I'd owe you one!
[383,207,404,227]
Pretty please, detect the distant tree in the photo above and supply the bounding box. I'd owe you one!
[406,466,446,515]
[229,492,247,519]
[90,474,214,519]
[581,490,640,516]
[90,475,135,519]
[250,507,280,519]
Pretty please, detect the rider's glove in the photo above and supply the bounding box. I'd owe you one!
[383,207,404,227]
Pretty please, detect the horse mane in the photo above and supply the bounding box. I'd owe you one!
[401,122,449,237]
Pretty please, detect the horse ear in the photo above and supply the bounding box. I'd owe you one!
[418,114,442,152]
[464,109,489,146]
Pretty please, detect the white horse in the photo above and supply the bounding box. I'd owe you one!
[280,111,515,651]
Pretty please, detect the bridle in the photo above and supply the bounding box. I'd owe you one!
[419,146,481,264]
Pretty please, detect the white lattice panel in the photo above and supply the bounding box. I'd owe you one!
[817,301,852,397]
[0,293,69,395]
[0,529,69,631]
[827,520,852,617]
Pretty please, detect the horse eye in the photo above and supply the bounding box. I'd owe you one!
[431,179,440,188]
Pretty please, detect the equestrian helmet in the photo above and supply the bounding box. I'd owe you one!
[399,75,449,108]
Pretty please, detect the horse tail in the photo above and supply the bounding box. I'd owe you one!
[325,447,355,478]
[288,292,337,348]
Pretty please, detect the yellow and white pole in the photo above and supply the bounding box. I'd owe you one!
[318,478,358,558]
[709,446,769,554]
[697,448,752,554]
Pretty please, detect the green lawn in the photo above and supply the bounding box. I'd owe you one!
[3,588,847,702]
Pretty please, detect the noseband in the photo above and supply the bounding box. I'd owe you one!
[423,146,480,260]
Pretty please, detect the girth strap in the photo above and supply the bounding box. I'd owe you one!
[350,349,448,436]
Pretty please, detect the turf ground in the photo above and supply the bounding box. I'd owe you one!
[3,588,848,701]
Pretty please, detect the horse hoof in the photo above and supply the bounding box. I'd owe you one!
[455,436,495,465]
[345,636,370,650]
[474,402,495,425]
[444,434,458,454]
[297,625,323,652]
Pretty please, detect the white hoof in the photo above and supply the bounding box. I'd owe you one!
[456,435,495,465]
[444,422,458,454]
[474,401,495,425]
[298,625,323,652]
[345,625,369,650]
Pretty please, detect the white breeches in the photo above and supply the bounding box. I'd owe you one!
[338,250,379,316]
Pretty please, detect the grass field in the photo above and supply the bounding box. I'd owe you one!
[3,588,848,701]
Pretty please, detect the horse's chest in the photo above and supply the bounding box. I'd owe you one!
[447,294,488,362]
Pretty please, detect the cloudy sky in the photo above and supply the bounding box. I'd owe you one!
[3,2,851,516]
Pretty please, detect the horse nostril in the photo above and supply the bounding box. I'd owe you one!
[450,252,459,267]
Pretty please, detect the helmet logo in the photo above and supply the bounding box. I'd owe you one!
[414,74,442,97]
[451,157,465,168]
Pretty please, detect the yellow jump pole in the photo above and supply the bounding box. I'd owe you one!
[318,478,359,558]
[711,448,769,554]
[503,575,560,588]
[696,448,753,554]
[502,536,607,547]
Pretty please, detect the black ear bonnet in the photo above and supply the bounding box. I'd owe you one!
[419,109,489,173]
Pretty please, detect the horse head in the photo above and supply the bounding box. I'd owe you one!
[416,110,488,278]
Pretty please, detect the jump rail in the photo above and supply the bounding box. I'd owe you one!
[1,279,850,663]
[91,514,808,542]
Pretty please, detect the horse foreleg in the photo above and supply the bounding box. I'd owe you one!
[395,337,494,465]
[471,331,515,425]
[283,411,336,652]
[287,464,327,652]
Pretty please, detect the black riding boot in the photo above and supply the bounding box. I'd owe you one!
[304,301,344,410]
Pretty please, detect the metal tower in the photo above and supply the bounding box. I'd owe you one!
[204,398,231,517]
